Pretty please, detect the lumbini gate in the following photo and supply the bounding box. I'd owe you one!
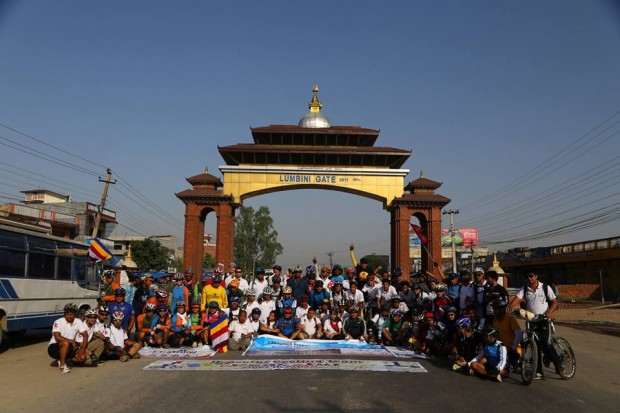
[177,85,450,280]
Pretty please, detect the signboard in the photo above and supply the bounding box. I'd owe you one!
[441,229,479,247]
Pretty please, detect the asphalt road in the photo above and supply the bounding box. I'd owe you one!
[1,325,618,413]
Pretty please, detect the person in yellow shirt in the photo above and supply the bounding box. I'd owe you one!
[201,272,229,312]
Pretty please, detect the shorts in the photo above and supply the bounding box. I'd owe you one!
[47,342,76,360]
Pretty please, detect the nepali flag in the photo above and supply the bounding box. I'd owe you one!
[411,224,430,244]
[88,238,114,263]
[208,313,229,353]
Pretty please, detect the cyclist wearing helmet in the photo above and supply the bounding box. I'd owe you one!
[343,306,367,341]
[243,289,260,315]
[484,271,509,323]
[446,273,460,302]
[108,288,135,333]
[345,280,365,317]
[100,270,121,303]
[48,303,89,373]
[318,265,331,285]
[414,312,446,355]
[336,299,350,323]
[278,286,297,317]
[451,316,478,372]
[472,267,490,319]
[228,296,242,322]
[457,271,474,314]
[329,264,346,285]
[105,311,141,362]
[137,303,157,346]
[381,309,406,346]
[309,280,330,308]
[169,301,191,347]
[323,307,345,340]
[248,307,262,337]
[132,273,155,315]
[201,271,228,312]
[276,306,302,339]
[77,308,106,365]
[150,304,172,347]
[296,294,311,319]
[258,287,276,324]
[170,273,189,314]
[468,326,508,382]
[286,265,308,303]
[369,305,391,343]
[249,267,269,297]
[349,244,375,283]
[433,284,453,320]
[226,278,244,304]
[187,301,204,347]
[330,281,346,308]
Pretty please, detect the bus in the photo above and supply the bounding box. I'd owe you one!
[0,225,100,345]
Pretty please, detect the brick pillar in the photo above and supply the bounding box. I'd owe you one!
[216,203,235,268]
[426,206,443,279]
[183,203,202,283]
[390,204,412,280]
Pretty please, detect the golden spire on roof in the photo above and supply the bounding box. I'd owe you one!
[308,84,323,113]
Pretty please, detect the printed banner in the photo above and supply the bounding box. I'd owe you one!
[138,345,217,359]
[144,358,427,373]
[242,336,392,357]
[385,347,431,360]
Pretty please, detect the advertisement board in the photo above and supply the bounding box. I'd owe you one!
[441,229,479,247]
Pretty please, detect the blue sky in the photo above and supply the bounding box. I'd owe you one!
[0,0,618,268]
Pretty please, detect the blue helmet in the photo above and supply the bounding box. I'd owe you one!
[255,266,265,275]
[392,267,403,277]
[306,265,316,276]
[456,317,472,329]
[114,287,126,295]
[332,264,342,272]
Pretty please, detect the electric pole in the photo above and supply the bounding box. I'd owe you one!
[91,168,116,238]
[442,209,459,272]
[327,251,334,268]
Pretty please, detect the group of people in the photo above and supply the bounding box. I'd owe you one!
[49,252,562,382]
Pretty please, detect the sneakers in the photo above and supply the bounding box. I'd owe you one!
[119,355,130,362]
[162,344,171,349]
[469,369,475,376]
[192,341,198,348]
[131,352,141,359]
[142,342,149,348]
[534,373,544,380]
[496,374,502,383]
[59,364,71,374]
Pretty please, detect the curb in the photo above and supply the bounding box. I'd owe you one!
[555,320,620,338]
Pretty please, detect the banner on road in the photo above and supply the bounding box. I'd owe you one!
[242,336,392,357]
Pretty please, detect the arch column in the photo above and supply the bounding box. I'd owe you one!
[183,203,203,281]
[390,204,413,280]
[215,203,235,268]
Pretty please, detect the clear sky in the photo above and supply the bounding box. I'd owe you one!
[0,0,619,269]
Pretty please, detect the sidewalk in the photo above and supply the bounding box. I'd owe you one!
[554,302,620,337]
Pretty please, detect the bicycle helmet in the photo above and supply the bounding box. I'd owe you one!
[283,286,293,294]
[306,265,316,276]
[63,303,78,314]
[145,303,157,312]
[349,306,359,313]
[389,293,400,301]
[114,287,127,295]
[262,287,273,295]
[271,276,282,284]
[358,271,368,280]
[392,267,403,277]
[98,305,109,313]
[337,299,346,307]
[85,308,98,317]
[346,267,356,274]
[173,273,184,281]
[212,274,222,284]
[423,312,435,319]
[315,280,324,287]
[483,326,499,337]
[283,306,294,314]
[230,296,241,304]
[445,306,457,314]
[251,308,262,315]
[229,279,240,288]
[255,266,265,275]
[332,264,342,272]
[300,294,309,302]
[391,309,404,317]
[456,317,471,329]
[175,300,186,308]
[157,304,168,312]
[112,311,125,321]
[208,301,219,309]
[156,289,168,298]
[474,267,485,274]
[141,273,154,280]
[247,289,257,296]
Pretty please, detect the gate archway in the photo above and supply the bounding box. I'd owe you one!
[176,86,450,280]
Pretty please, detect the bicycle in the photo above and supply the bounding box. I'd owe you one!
[516,310,576,385]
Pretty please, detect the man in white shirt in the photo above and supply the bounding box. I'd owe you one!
[76,308,107,365]
[345,280,365,317]
[47,303,88,373]
[300,307,323,339]
[104,312,141,362]
[229,310,255,350]
[295,295,311,320]
[249,267,269,298]
[511,272,561,378]
[458,273,474,314]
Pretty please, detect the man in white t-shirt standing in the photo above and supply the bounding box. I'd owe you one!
[47,303,88,373]
[229,310,254,350]
[510,271,561,379]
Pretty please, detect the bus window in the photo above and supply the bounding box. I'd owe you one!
[0,230,26,249]
[27,235,56,254]
[58,257,72,280]
[29,253,56,278]
[74,258,88,281]
[0,249,26,277]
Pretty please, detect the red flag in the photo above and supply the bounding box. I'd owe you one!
[411,224,430,244]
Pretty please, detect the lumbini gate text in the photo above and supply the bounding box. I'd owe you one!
[279,175,355,184]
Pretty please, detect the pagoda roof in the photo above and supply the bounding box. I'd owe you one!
[185,172,223,187]
[218,144,411,169]
[250,125,380,147]
[404,176,443,191]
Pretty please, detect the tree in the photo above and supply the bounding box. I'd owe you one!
[234,205,283,278]
[365,254,390,274]
[203,253,215,269]
[131,238,174,271]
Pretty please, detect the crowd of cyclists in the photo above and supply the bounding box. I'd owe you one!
[49,246,562,380]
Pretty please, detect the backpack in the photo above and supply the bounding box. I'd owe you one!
[520,282,553,309]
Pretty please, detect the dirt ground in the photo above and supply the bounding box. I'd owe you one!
[555,302,620,323]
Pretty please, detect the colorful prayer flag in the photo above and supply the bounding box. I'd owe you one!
[88,238,113,263]
[209,313,229,353]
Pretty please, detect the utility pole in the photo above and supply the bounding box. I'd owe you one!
[442,209,459,272]
[91,168,116,238]
[327,251,334,268]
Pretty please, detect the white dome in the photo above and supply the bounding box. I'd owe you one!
[298,112,331,128]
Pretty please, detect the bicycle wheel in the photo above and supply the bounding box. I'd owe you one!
[552,336,576,379]
[520,338,538,385]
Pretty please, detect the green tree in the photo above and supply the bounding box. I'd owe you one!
[203,253,215,269]
[131,238,174,271]
[365,254,390,274]
[234,205,283,277]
